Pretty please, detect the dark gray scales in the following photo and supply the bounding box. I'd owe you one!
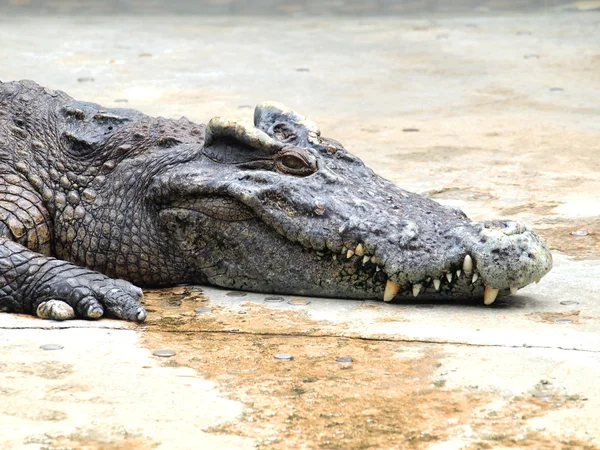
[0,80,552,321]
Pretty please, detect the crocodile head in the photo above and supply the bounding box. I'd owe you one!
[153,102,552,304]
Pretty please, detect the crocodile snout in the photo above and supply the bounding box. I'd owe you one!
[465,220,553,304]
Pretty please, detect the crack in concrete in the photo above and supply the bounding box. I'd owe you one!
[2,325,599,354]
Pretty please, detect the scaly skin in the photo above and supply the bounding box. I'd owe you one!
[0,80,552,321]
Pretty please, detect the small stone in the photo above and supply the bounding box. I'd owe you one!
[226,291,247,297]
[114,98,129,103]
[40,344,63,351]
[77,77,95,83]
[171,286,186,295]
[555,318,573,324]
[336,357,353,363]
[194,307,212,314]
[532,391,553,400]
[238,104,252,109]
[560,300,579,306]
[549,87,564,92]
[402,128,420,132]
[153,349,176,357]
[274,353,293,360]
[288,299,311,305]
[264,296,284,303]
[570,230,589,236]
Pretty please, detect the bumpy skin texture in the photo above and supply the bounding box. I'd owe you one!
[0,80,552,321]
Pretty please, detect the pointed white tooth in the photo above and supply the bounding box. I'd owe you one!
[472,273,479,283]
[426,277,431,283]
[355,243,365,256]
[456,270,461,278]
[332,255,337,261]
[412,284,422,297]
[370,256,377,264]
[363,255,370,264]
[342,246,348,255]
[510,286,518,295]
[383,280,401,302]
[484,287,499,305]
[463,255,473,273]
[376,266,381,272]
[433,278,441,291]
[346,249,354,259]
[446,272,453,283]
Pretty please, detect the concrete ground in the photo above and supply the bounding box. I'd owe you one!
[1,7,600,450]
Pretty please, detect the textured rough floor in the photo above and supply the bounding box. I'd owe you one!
[1,9,599,450]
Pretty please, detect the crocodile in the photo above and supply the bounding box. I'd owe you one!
[0,80,552,322]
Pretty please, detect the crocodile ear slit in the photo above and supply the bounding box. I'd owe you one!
[204,117,283,154]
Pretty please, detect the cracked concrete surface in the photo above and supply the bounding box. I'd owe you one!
[1,7,600,450]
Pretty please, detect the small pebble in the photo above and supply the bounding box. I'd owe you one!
[296,67,310,72]
[560,300,579,306]
[76,77,95,83]
[114,98,129,103]
[549,87,564,92]
[274,353,293,360]
[153,349,176,357]
[555,318,573,324]
[288,299,311,305]
[570,230,589,237]
[40,344,63,351]
[264,296,284,303]
[402,128,420,132]
[336,357,353,363]
[533,391,553,400]
[238,104,252,109]
[226,291,247,297]
[194,307,212,314]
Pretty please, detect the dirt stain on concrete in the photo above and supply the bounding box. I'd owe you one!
[139,287,598,449]
[26,428,159,450]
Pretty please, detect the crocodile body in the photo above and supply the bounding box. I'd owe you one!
[0,80,552,321]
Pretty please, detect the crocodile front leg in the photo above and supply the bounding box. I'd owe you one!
[0,237,146,321]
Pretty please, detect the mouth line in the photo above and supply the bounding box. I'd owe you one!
[307,244,503,303]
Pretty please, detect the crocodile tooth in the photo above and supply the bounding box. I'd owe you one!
[433,278,441,291]
[472,273,479,283]
[412,284,422,297]
[426,277,431,283]
[376,266,381,272]
[355,243,365,256]
[370,256,377,264]
[363,255,370,264]
[346,249,354,259]
[510,286,518,295]
[383,280,401,302]
[463,255,473,273]
[332,255,337,261]
[446,272,453,283]
[484,287,499,305]
[456,270,462,278]
[342,246,348,255]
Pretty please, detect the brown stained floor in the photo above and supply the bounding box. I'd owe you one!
[140,289,596,449]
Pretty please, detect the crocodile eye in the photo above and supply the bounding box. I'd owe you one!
[276,149,316,176]
[281,154,305,170]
